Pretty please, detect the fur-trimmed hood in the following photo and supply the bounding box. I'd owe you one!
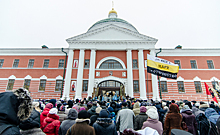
[199,104,209,109]
[96,118,112,127]
[0,88,32,128]
[13,88,33,121]
[75,118,90,123]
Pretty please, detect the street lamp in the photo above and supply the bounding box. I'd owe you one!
[61,48,67,98]
[156,48,162,99]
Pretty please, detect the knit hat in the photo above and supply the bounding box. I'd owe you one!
[96,107,102,114]
[78,110,89,119]
[49,108,58,114]
[45,103,53,109]
[79,107,86,112]
[146,108,158,119]
[140,106,147,113]
[99,109,109,118]
[108,107,114,112]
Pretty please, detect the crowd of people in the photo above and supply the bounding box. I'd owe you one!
[1,88,220,135]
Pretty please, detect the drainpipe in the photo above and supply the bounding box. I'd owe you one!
[156,48,162,99]
[61,48,67,98]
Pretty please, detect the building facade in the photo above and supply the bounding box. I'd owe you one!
[0,9,220,101]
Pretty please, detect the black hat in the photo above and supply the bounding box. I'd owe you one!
[191,101,196,103]
[122,102,127,107]
[78,110,89,119]
[99,109,109,118]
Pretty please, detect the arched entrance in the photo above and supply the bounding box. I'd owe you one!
[98,80,124,97]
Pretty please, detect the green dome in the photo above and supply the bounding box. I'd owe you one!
[88,18,138,32]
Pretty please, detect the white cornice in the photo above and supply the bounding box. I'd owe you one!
[66,24,158,42]
[0,48,69,56]
[155,48,220,56]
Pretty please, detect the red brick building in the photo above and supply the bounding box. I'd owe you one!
[0,9,219,102]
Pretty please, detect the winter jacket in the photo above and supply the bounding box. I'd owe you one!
[155,104,167,122]
[116,107,135,133]
[40,108,51,128]
[93,118,117,135]
[88,106,97,118]
[196,113,218,135]
[181,109,198,135]
[19,108,45,135]
[142,118,163,135]
[57,111,67,123]
[41,114,60,135]
[58,109,78,135]
[133,102,140,116]
[163,104,182,135]
[21,128,46,135]
[0,89,32,135]
[134,112,148,130]
[66,118,95,135]
[89,113,99,126]
[205,108,220,124]
[192,106,204,117]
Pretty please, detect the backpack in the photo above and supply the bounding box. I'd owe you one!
[196,113,218,135]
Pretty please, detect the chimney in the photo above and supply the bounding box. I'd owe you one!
[175,45,182,49]
[42,45,48,49]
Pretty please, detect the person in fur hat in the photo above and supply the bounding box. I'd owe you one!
[41,108,60,135]
[0,88,33,135]
[66,110,95,135]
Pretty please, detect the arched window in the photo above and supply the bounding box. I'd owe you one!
[99,59,123,69]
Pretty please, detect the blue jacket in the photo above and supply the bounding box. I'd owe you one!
[205,108,220,124]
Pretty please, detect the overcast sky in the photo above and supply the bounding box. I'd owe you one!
[0,0,219,49]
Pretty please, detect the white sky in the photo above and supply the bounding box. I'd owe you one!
[0,0,219,49]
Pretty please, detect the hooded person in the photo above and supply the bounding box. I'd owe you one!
[163,104,182,135]
[66,110,95,135]
[0,88,33,135]
[40,103,53,128]
[192,106,205,117]
[205,108,220,125]
[142,108,163,135]
[199,103,209,112]
[41,108,60,135]
[93,109,117,135]
[58,109,78,135]
[133,102,140,116]
[181,105,197,135]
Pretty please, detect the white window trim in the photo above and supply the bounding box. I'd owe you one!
[96,56,126,69]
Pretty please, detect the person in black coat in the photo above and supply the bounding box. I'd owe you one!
[19,108,45,135]
[0,88,33,135]
[134,106,148,130]
[93,109,117,135]
[88,102,97,118]
[89,107,102,126]
[58,109,78,135]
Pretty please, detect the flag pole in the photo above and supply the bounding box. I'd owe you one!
[206,94,210,105]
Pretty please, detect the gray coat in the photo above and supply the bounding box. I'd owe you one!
[58,109,78,135]
[116,107,135,133]
[134,112,148,130]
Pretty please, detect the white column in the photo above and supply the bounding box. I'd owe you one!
[62,49,74,100]
[126,49,134,97]
[87,49,96,98]
[75,49,85,99]
[150,49,160,101]
[138,49,147,100]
